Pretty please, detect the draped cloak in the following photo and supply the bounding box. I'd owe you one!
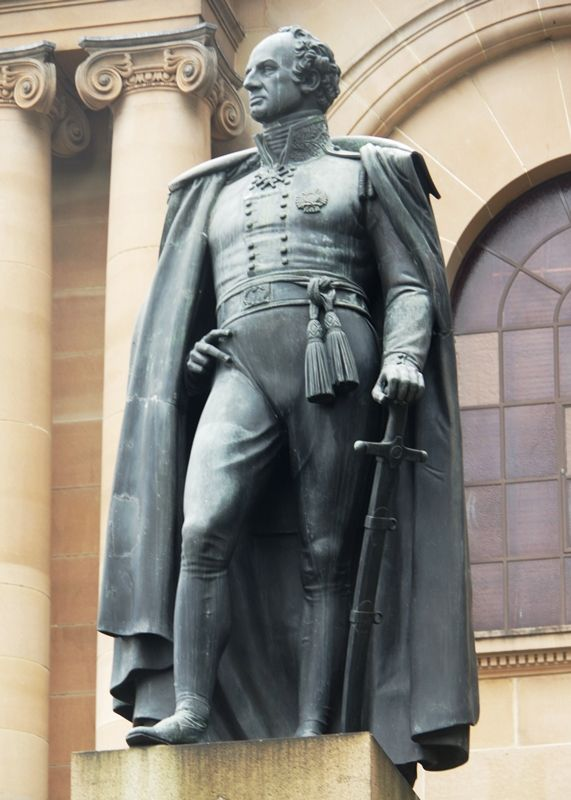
[98,135,479,770]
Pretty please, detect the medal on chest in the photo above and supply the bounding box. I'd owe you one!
[295,189,329,214]
[249,164,295,191]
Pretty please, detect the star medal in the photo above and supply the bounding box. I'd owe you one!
[295,189,328,214]
[249,164,295,191]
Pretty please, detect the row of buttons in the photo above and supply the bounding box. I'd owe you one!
[244,189,290,274]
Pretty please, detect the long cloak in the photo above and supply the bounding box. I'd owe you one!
[98,136,479,770]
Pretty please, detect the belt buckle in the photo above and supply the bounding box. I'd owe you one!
[242,283,271,308]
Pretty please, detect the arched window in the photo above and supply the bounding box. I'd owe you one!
[453,175,571,632]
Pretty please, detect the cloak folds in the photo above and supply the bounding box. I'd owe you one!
[98,137,479,769]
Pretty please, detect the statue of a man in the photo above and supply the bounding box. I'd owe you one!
[99,26,478,781]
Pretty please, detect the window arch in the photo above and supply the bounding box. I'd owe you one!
[453,174,571,632]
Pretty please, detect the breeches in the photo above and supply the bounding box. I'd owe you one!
[175,306,380,725]
[181,306,380,583]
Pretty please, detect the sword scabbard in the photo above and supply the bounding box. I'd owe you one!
[340,399,428,733]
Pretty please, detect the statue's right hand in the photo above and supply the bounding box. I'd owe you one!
[185,329,232,393]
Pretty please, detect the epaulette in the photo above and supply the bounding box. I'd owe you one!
[325,144,361,159]
[333,135,415,155]
[336,136,439,199]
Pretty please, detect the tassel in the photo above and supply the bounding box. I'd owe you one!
[305,316,334,403]
[324,310,359,394]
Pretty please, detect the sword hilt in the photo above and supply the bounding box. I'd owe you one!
[354,437,428,466]
[355,399,428,466]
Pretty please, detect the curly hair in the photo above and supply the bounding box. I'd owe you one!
[278,26,341,112]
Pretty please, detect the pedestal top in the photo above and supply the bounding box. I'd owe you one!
[72,732,418,800]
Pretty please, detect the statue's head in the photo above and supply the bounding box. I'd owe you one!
[243,26,341,126]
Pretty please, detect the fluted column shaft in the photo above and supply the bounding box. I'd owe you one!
[75,23,245,750]
[0,41,57,800]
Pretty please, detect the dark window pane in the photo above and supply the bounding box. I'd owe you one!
[503,328,554,402]
[566,558,571,624]
[558,326,571,397]
[508,560,561,628]
[555,175,571,217]
[502,272,559,328]
[472,562,505,631]
[461,409,501,482]
[504,404,557,479]
[484,182,570,264]
[558,293,571,324]
[506,481,561,558]
[466,485,504,561]
[524,227,571,290]
[456,177,571,633]
[453,249,514,334]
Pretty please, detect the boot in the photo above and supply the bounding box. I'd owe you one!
[126,703,208,747]
[294,719,327,737]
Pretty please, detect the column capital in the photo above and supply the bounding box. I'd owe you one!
[0,41,57,115]
[51,75,91,158]
[75,23,245,140]
[0,43,91,156]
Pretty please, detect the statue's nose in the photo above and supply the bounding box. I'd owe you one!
[243,72,260,91]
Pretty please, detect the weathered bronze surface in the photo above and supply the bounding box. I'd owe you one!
[98,26,479,780]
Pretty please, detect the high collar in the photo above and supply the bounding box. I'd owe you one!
[255,113,332,167]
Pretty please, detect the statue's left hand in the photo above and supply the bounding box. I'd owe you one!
[372,354,425,405]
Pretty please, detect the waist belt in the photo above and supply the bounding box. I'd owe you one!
[216,271,371,404]
[216,270,369,325]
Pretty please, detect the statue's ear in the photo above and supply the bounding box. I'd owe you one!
[300,70,320,95]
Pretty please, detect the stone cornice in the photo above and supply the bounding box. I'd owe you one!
[477,631,571,679]
[0,40,56,115]
[478,647,571,677]
[207,0,244,51]
[75,23,245,140]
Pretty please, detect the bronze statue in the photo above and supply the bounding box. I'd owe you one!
[98,26,478,783]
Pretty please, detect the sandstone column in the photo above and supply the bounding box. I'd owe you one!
[0,40,57,800]
[75,24,245,750]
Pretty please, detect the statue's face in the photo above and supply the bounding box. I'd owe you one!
[244,33,316,125]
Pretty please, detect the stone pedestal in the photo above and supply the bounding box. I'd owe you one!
[71,733,418,800]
